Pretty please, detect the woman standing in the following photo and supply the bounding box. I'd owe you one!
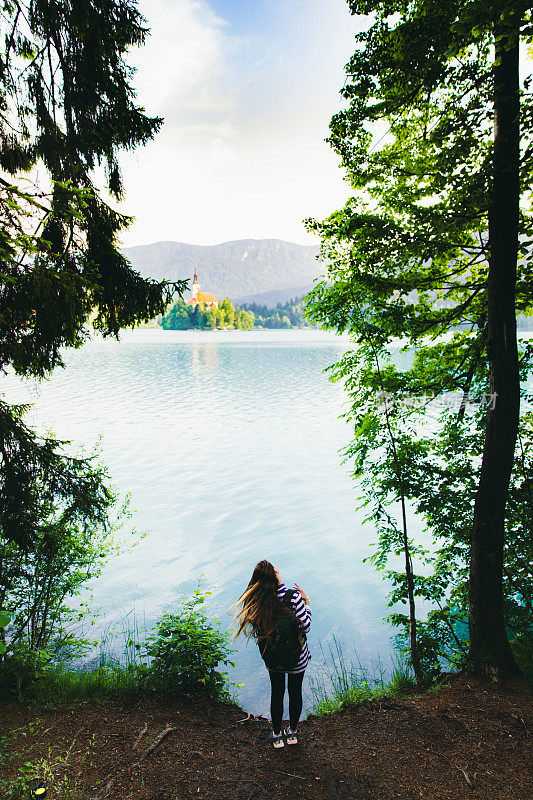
[229,560,311,748]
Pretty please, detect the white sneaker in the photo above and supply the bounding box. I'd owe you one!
[284,726,298,745]
[270,731,284,748]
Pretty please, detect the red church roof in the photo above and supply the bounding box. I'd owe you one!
[189,291,217,305]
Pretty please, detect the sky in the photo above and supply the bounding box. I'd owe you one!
[117,0,363,248]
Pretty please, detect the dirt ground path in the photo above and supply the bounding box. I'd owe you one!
[1,676,531,800]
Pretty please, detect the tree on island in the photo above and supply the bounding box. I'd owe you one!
[240,296,318,328]
[161,294,319,330]
[0,0,185,663]
[307,0,533,678]
[236,308,254,330]
[161,298,254,330]
[220,298,235,327]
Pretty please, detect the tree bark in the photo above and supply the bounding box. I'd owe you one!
[469,26,521,678]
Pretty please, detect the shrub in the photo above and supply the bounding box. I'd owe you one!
[0,419,126,666]
[144,589,235,701]
[0,587,237,706]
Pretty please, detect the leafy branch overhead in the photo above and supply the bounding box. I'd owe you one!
[0,400,115,550]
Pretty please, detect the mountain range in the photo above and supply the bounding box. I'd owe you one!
[123,239,322,307]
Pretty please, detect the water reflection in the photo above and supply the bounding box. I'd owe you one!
[1,329,397,716]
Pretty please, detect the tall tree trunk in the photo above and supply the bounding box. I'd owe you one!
[469,26,521,678]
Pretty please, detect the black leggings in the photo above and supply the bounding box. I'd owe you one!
[268,670,304,734]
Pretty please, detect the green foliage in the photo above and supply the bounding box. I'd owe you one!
[0,614,150,704]
[0,402,116,550]
[240,296,317,328]
[0,404,131,699]
[161,297,254,330]
[236,308,254,330]
[0,609,10,655]
[309,636,417,715]
[16,658,147,707]
[0,644,56,701]
[0,446,125,699]
[0,1,187,699]
[0,0,187,378]
[220,297,235,327]
[0,588,238,706]
[161,298,192,329]
[0,410,122,626]
[305,0,533,677]
[144,588,236,700]
[319,339,533,676]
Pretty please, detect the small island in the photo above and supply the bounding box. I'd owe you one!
[161,269,315,330]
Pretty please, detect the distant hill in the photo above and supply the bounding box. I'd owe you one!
[235,284,315,307]
[123,239,321,307]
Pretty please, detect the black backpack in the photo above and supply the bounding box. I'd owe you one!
[258,589,306,672]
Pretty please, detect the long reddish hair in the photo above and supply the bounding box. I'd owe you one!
[228,560,293,644]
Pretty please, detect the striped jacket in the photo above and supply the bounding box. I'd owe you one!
[268,582,312,674]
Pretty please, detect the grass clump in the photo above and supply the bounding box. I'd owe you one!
[24,660,148,707]
[309,636,416,715]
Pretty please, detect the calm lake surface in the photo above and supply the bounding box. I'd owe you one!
[3,328,399,716]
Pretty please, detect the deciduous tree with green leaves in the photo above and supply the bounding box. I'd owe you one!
[306,0,533,678]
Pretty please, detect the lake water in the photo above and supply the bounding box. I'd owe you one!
[2,328,400,716]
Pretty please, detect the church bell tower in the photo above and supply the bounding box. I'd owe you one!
[192,269,200,299]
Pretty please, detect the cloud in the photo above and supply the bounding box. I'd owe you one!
[117,0,360,247]
[128,0,234,115]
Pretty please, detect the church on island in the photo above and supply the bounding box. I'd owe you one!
[187,269,218,309]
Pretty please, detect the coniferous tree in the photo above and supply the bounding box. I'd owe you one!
[0,0,187,551]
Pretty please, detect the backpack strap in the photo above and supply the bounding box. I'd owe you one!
[281,588,307,643]
[282,588,297,607]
